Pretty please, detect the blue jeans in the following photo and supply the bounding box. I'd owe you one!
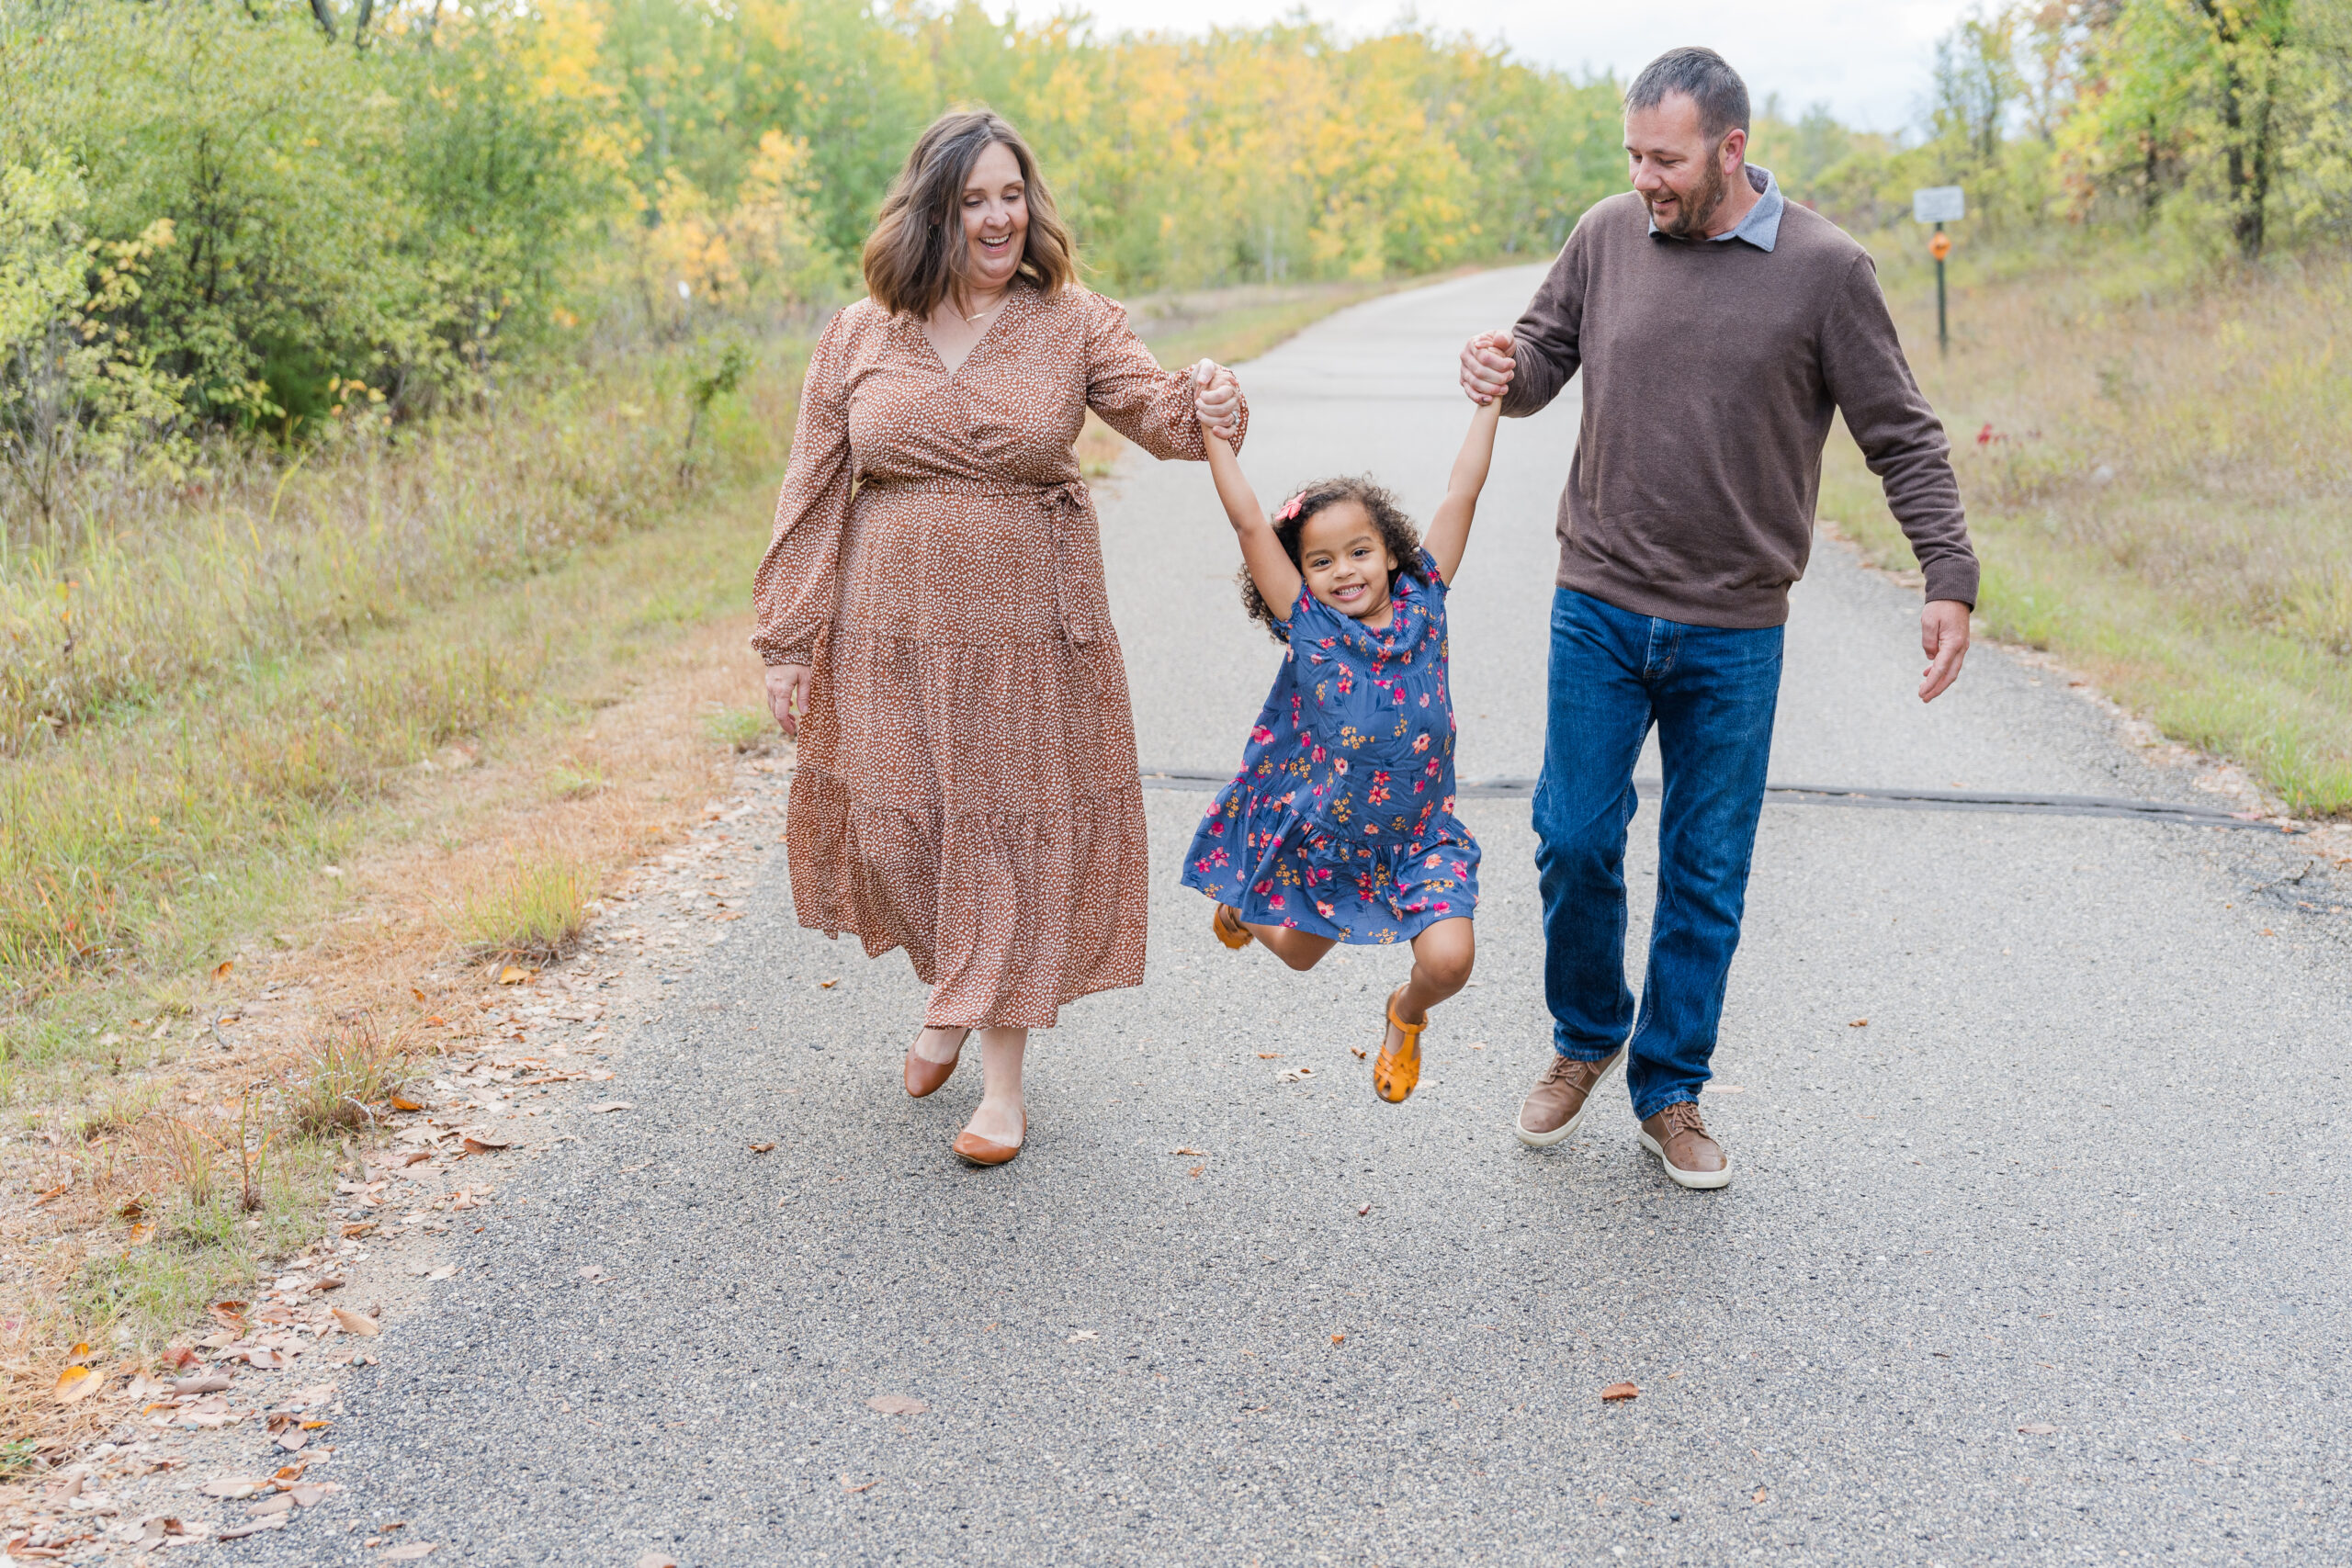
[1533,589,1784,1119]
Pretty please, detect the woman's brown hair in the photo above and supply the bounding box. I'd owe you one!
[862,109,1077,317]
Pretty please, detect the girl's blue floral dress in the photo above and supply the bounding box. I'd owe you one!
[1182,552,1478,943]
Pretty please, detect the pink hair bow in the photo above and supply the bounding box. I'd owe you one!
[1276,493,1305,522]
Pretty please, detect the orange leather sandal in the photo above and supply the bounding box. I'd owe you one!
[1212,904,1255,952]
[1373,987,1425,1104]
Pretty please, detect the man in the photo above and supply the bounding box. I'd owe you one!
[1459,47,1978,1190]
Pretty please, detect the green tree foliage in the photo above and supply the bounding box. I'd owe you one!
[0,0,608,463]
[1781,1,2351,260]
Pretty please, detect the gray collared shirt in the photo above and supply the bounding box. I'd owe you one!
[1647,164,1783,252]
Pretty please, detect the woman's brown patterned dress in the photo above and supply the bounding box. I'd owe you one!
[752,284,1244,1030]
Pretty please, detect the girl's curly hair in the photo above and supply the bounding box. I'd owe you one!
[1238,475,1424,639]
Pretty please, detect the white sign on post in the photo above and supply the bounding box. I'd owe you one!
[1912,186,1966,224]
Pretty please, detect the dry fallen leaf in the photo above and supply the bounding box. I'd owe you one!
[839,1475,879,1494]
[578,1266,609,1281]
[587,1102,633,1114]
[390,1095,426,1112]
[1329,1334,1344,1345]
[381,1545,440,1562]
[128,1222,156,1246]
[331,1308,380,1337]
[66,1341,94,1365]
[1849,1018,1869,1028]
[198,1477,265,1499]
[1170,1146,1204,1156]
[2017,1422,2056,1435]
[1188,1165,1204,1178]
[51,1366,99,1404]
[212,960,233,981]
[461,1135,511,1155]
[1066,1330,1098,1342]
[1752,1485,1769,1503]
[1351,1047,1367,1059]
[1600,1382,1639,1402]
[865,1394,928,1416]
[819,978,840,989]
[1256,1053,1280,1060]
[412,987,427,1002]
[746,1142,777,1155]
[1358,1203,1371,1216]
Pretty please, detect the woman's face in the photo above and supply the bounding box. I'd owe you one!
[956,141,1029,296]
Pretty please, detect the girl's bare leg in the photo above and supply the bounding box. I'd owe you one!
[1391,917,1475,1029]
[1242,922,1340,972]
[962,1028,1028,1146]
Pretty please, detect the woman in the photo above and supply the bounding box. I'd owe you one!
[754,109,1244,1166]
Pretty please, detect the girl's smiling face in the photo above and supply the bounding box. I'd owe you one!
[1297,500,1399,626]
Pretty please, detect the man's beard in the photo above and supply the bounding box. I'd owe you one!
[1648,152,1728,240]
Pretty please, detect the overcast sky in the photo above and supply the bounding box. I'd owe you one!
[1002,0,1979,135]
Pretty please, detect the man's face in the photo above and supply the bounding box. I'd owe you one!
[1624,92,1742,239]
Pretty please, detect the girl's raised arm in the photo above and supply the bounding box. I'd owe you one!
[1204,429,1303,622]
[1421,345,1509,584]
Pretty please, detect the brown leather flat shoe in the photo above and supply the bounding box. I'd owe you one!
[1373,987,1425,1104]
[1213,903,1255,951]
[904,1029,967,1100]
[952,1111,1026,1167]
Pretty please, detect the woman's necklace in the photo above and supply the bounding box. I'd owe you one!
[957,289,1007,325]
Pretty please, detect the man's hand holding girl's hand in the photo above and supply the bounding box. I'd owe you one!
[1459,331,1515,405]
[1192,359,1241,441]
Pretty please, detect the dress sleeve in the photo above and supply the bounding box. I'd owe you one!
[1082,290,1250,460]
[751,307,856,667]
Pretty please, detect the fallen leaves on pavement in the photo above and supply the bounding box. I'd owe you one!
[865,1395,927,1416]
[2017,1422,2056,1435]
[331,1308,380,1337]
[1600,1382,1639,1402]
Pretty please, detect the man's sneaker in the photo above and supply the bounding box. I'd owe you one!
[1514,1049,1623,1147]
[1638,1101,1732,1190]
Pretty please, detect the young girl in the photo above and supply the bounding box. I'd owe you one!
[1183,389,1502,1104]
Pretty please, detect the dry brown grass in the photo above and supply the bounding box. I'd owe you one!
[1823,243,2352,814]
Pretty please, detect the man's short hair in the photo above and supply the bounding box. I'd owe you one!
[1625,47,1750,144]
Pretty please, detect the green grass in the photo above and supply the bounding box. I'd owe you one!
[455,853,602,965]
[701,705,776,754]
[69,1135,339,1354]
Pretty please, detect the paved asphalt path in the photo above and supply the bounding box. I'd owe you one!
[254,269,2348,1564]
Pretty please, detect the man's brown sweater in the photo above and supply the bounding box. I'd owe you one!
[1502,188,1978,627]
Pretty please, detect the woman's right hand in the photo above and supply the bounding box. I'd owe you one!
[765,663,812,738]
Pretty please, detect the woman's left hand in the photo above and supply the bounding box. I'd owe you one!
[1191,359,1241,440]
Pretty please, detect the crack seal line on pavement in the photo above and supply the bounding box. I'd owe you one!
[1137,767,2288,830]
